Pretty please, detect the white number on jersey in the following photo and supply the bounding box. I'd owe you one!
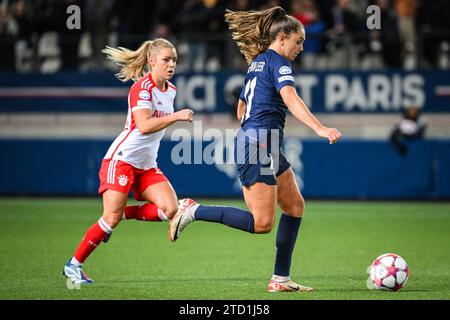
[242,77,257,123]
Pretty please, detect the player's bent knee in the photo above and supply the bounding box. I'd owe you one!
[159,203,178,219]
[165,205,178,219]
[280,200,305,218]
[254,218,274,234]
[289,205,304,218]
[101,212,122,228]
[299,199,306,216]
[294,201,305,217]
[255,224,274,234]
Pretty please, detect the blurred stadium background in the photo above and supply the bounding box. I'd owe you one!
[1,0,449,199]
[0,0,449,300]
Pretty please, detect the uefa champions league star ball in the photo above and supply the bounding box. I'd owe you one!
[369,253,409,291]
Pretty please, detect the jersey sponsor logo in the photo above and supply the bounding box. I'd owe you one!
[118,174,129,187]
[152,110,172,118]
[279,66,292,75]
[139,90,150,100]
[278,75,295,83]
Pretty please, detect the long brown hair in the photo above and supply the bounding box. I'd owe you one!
[225,6,303,64]
[102,39,175,82]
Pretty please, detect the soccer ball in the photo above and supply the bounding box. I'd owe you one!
[368,253,409,291]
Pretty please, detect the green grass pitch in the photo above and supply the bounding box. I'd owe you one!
[0,198,449,300]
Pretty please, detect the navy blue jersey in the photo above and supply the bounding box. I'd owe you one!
[239,49,295,143]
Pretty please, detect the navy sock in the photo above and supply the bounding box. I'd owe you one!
[274,213,302,277]
[194,205,255,233]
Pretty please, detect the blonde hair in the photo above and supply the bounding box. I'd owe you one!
[102,38,175,82]
[225,6,303,64]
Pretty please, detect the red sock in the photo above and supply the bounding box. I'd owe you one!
[124,203,167,221]
[73,218,112,263]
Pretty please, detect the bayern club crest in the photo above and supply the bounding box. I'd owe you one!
[118,175,129,187]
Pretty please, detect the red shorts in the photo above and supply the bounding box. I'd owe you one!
[98,159,169,201]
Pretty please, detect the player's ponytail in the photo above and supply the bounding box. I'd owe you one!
[225,6,303,64]
[103,39,175,82]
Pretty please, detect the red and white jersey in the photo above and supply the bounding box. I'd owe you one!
[104,73,176,170]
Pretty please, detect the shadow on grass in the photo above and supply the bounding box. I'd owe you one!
[324,288,432,293]
[108,277,265,284]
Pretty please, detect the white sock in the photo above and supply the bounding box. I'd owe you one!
[70,257,82,267]
[188,203,200,220]
[272,275,290,282]
[157,209,169,221]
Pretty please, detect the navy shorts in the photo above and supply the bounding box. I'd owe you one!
[234,139,291,186]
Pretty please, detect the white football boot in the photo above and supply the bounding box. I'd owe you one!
[63,260,94,284]
[169,198,199,242]
[267,279,314,292]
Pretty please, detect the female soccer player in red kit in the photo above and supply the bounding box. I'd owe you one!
[63,39,194,284]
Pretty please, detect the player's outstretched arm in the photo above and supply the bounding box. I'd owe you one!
[236,99,246,122]
[134,108,193,134]
[280,86,341,144]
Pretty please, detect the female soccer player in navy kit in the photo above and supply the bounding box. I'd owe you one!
[170,6,341,292]
[63,39,193,284]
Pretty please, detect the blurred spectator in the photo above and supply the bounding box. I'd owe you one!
[291,0,314,26]
[112,0,157,49]
[32,0,83,70]
[225,0,252,70]
[291,0,326,69]
[10,0,33,71]
[0,4,16,70]
[328,0,362,48]
[259,0,281,10]
[203,0,227,71]
[394,0,416,53]
[314,0,335,31]
[86,0,113,70]
[58,0,84,71]
[0,0,450,72]
[33,0,65,34]
[228,0,250,11]
[293,0,326,52]
[416,0,450,68]
[259,0,292,11]
[371,0,403,68]
[175,0,227,71]
[175,0,210,71]
[10,0,32,43]
[324,0,365,68]
[390,106,427,156]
